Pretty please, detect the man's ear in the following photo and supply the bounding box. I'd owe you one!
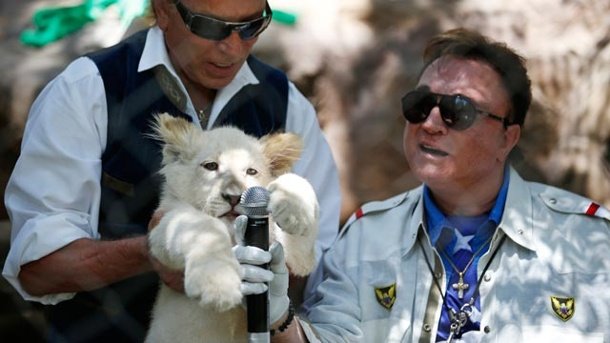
[498,124,521,162]
[152,0,170,31]
[261,133,303,177]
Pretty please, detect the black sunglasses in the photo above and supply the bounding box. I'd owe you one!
[174,0,273,41]
[401,89,508,131]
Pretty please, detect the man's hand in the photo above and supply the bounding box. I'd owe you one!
[148,210,185,293]
[232,215,290,325]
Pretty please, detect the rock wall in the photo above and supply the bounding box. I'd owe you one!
[257,0,610,221]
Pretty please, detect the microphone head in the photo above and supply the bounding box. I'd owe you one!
[238,186,270,216]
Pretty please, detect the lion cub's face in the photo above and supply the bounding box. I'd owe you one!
[152,113,302,222]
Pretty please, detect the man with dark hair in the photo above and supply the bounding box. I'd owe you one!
[254,28,610,342]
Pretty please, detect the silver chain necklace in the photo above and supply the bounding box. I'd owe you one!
[440,234,494,299]
[418,233,507,342]
[197,103,212,129]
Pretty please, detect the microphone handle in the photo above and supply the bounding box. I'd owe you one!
[244,215,270,336]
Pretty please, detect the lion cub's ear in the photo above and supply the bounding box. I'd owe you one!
[261,133,303,177]
[151,113,199,163]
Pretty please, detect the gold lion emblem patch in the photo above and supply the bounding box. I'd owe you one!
[550,296,575,321]
[375,284,396,310]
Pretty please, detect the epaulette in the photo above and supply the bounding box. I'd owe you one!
[539,186,610,221]
[339,192,409,238]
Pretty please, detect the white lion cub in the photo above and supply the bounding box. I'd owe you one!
[145,113,319,342]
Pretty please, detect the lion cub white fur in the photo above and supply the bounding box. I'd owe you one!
[145,113,319,342]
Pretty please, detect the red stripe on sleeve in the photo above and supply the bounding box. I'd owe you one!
[586,203,600,216]
[355,208,364,219]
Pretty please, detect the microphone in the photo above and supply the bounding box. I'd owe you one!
[239,186,270,343]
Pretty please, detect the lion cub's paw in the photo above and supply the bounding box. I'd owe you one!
[268,174,318,236]
[184,260,242,312]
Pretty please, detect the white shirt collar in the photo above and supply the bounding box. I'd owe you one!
[137,26,260,128]
[138,26,173,73]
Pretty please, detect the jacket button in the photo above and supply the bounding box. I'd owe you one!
[549,198,557,204]
[423,324,432,332]
[484,326,491,333]
[484,273,492,282]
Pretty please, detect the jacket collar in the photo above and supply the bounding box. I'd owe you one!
[401,186,426,256]
[402,167,537,256]
[498,167,537,252]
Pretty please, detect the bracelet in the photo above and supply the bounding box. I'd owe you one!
[270,301,295,336]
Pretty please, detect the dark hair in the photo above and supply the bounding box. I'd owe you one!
[421,28,532,126]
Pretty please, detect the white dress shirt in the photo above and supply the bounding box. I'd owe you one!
[3,26,341,305]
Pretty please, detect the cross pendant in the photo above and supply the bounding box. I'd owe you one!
[452,272,469,299]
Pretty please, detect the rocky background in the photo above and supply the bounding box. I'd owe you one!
[255,0,610,219]
[0,0,609,339]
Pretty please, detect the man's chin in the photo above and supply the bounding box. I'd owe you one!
[414,169,454,187]
[204,64,244,88]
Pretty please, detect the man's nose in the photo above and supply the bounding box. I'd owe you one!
[217,31,246,56]
[421,106,448,133]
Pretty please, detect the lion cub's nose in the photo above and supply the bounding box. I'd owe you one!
[222,193,241,207]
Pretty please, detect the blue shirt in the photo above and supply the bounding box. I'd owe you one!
[423,169,510,341]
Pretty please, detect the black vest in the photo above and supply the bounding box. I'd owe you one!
[43,29,288,342]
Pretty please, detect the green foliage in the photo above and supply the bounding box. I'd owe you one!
[20,0,149,47]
